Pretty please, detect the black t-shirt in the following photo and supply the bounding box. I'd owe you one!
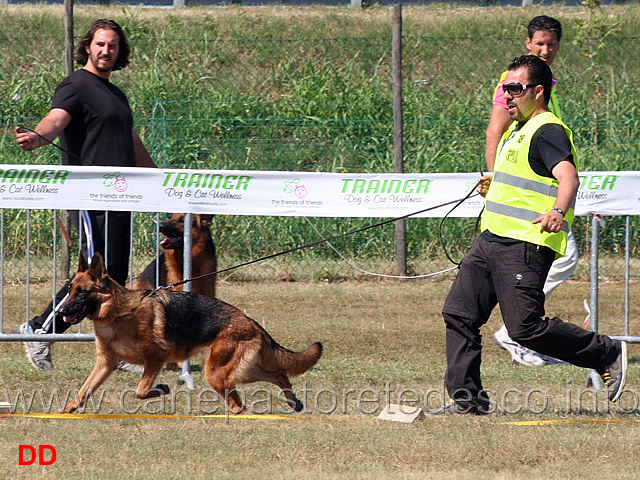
[483,120,574,244]
[52,69,136,167]
[528,123,574,178]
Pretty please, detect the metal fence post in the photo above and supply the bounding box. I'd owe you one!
[26,210,31,324]
[64,0,73,76]
[590,215,601,334]
[392,4,407,277]
[62,0,74,279]
[178,213,196,389]
[588,214,603,390]
[625,215,630,336]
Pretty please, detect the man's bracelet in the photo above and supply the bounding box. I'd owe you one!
[552,207,565,216]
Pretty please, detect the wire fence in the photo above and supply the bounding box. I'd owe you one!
[1,31,640,281]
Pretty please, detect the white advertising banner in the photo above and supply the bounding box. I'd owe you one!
[0,164,636,218]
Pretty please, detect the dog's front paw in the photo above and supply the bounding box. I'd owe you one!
[56,405,77,414]
[288,398,304,413]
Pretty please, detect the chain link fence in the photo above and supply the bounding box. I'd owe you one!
[1,27,639,282]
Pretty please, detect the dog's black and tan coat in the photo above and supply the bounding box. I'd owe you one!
[59,252,322,414]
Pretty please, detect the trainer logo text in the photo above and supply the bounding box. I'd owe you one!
[0,168,69,185]
[341,178,431,195]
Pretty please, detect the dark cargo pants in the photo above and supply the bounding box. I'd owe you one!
[442,234,620,410]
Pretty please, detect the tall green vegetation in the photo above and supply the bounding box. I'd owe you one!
[1,5,639,280]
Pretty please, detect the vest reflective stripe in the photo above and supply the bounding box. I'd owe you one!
[482,111,577,256]
[492,171,558,197]
[485,200,570,233]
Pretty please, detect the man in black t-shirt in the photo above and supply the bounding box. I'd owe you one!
[15,19,156,370]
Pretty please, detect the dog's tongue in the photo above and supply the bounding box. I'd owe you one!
[160,236,180,248]
[159,237,173,248]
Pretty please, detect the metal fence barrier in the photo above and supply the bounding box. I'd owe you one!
[590,215,639,344]
[0,204,637,392]
[0,207,637,342]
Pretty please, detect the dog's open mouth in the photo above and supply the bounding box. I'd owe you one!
[62,302,94,325]
[159,235,183,250]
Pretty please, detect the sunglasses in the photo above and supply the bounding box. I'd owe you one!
[501,82,537,96]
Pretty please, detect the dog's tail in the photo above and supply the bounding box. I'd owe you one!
[270,340,323,377]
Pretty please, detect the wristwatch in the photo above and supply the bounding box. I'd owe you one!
[552,207,565,216]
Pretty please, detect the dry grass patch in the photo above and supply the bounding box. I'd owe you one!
[1,278,640,479]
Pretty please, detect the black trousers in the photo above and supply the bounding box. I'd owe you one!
[29,210,132,334]
[442,234,621,410]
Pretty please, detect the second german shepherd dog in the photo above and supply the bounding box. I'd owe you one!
[58,252,323,414]
[133,213,217,297]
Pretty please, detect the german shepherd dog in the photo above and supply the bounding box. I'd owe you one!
[134,213,217,370]
[133,213,217,297]
[58,252,323,414]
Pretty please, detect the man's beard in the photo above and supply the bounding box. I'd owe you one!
[92,54,115,73]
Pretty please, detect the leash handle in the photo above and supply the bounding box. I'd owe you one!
[438,179,483,266]
[17,124,87,164]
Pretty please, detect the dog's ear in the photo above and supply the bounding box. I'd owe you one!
[88,252,106,279]
[78,254,90,273]
[197,214,214,227]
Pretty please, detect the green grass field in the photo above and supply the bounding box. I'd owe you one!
[1,278,639,479]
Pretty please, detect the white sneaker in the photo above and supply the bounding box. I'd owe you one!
[492,326,547,367]
[117,361,144,374]
[18,322,54,370]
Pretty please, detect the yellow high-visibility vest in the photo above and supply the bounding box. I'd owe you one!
[481,111,577,257]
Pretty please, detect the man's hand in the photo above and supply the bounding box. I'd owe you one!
[15,109,71,153]
[15,127,41,151]
[533,159,578,233]
[533,209,564,233]
[477,175,492,197]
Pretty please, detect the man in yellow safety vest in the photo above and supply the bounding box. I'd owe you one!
[487,15,578,367]
[435,55,627,415]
